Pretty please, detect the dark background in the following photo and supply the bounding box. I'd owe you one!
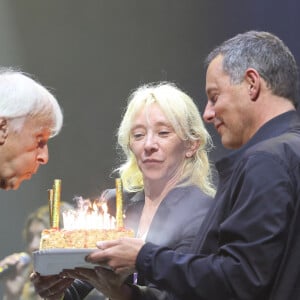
[0,0,299,291]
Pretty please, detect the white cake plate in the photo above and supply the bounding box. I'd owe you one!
[33,248,102,275]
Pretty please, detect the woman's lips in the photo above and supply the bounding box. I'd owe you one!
[143,159,162,163]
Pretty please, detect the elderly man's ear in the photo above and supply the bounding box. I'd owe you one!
[0,118,8,145]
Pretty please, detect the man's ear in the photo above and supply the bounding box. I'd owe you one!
[0,118,8,145]
[245,68,261,101]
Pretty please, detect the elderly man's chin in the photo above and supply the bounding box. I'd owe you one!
[0,177,26,190]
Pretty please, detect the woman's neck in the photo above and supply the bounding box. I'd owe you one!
[136,173,183,239]
[143,174,180,205]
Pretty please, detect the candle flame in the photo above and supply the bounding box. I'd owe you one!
[62,196,116,230]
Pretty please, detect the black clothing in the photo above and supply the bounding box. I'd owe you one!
[136,111,300,300]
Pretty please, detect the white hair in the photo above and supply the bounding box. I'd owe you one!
[0,68,63,136]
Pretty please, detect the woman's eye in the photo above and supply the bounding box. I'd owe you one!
[132,133,144,140]
[159,131,170,137]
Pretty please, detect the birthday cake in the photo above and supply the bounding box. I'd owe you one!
[39,227,134,249]
[41,178,131,250]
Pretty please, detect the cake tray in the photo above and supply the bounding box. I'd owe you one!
[33,248,103,275]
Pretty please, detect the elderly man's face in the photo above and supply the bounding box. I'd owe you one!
[0,116,51,190]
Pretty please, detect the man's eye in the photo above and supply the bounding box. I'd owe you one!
[38,140,47,148]
[211,95,218,104]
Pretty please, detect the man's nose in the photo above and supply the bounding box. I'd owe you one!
[37,145,49,164]
[203,102,215,123]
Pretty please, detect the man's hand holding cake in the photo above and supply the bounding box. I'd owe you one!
[86,237,145,274]
[60,259,132,300]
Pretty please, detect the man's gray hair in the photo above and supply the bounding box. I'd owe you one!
[205,31,299,107]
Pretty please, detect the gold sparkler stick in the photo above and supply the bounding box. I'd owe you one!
[48,188,54,227]
[115,178,123,228]
[52,179,61,229]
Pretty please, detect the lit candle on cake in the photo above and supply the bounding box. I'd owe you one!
[52,179,61,229]
[115,178,123,228]
[62,196,116,230]
[102,203,110,229]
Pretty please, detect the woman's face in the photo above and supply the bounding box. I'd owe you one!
[27,220,46,254]
[129,103,189,185]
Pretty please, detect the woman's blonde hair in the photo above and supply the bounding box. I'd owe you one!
[116,82,215,197]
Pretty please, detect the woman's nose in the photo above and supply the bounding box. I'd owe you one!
[144,133,158,151]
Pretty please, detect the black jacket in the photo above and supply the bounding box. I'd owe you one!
[136,111,300,300]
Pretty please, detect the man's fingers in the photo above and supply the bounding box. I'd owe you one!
[96,239,120,249]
